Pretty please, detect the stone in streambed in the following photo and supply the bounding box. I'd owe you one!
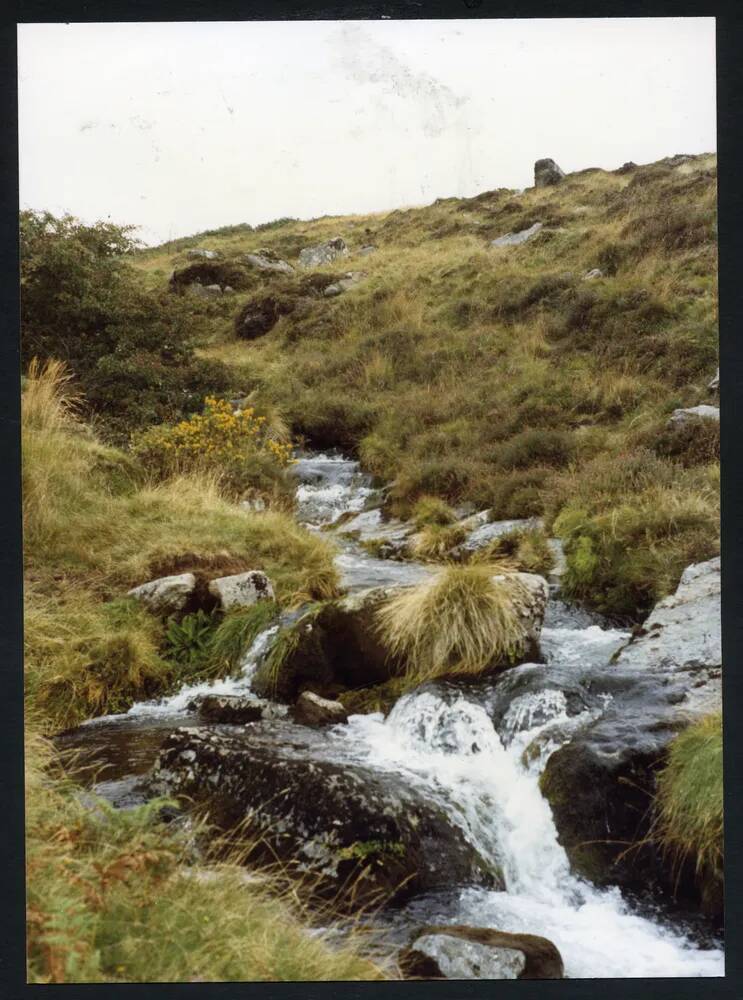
[400,925,564,980]
[188,694,264,724]
[292,690,348,726]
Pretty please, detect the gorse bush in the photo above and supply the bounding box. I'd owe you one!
[132,396,295,500]
[376,565,532,684]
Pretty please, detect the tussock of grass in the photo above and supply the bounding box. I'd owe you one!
[26,735,388,983]
[654,713,723,888]
[375,565,531,684]
[472,527,554,576]
[410,522,467,561]
[411,495,457,528]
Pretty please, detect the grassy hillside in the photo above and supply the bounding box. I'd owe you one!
[135,153,719,617]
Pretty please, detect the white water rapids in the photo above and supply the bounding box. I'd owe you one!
[85,452,724,977]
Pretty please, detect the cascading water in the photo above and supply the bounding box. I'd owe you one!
[332,688,724,978]
[63,451,724,978]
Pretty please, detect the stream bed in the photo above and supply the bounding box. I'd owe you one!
[59,453,725,979]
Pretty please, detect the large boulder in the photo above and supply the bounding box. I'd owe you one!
[148,724,498,905]
[490,222,543,247]
[127,573,196,615]
[298,237,349,268]
[668,404,719,428]
[534,158,565,187]
[208,570,275,611]
[541,558,721,898]
[400,925,564,980]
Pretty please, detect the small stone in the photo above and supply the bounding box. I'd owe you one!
[127,573,196,615]
[208,571,275,611]
[490,222,543,247]
[186,248,220,260]
[293,691,349,727]
[584,268,604,280]
[668,404,720,428]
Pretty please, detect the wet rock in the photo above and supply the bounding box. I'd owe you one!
[299,237,349,268]
[188,694,264,724]
[243,249,294,275]
[490,222,543,247]
[127,573,196,615]
[234,294,294,340]
[208,570,275,611]
[186,248,220,260]
[401,925,564,979]
[584,268,604,280]
[534,158,565,187]
[251,586,404,701]
[293,691,348,727]
[668,404,719,428]
[149,725,498,905]
[541,558,721,899]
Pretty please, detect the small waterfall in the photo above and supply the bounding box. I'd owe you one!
[334,686,724,978]
[293,453,377,526]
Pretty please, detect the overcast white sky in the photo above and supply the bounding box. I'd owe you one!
[18,18,717,246]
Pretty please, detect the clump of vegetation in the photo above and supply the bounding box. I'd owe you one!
[20,211,234,440]
[550,450,718,616]
[410,522,467,561]
[132,396,295,501]
[472,527,554,576]
[653,713,723,899]
[375,565,532,684]
[411,495,457,528]
[164,610,220,669]
[26,735,386,983]
[207,601,280,676]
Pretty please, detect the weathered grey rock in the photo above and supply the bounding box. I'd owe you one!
[460,516,543,553]
[299,237,349,268]
[293,691,348,727]
[491,572,550,647]
[322,271,366,297]
[188,694,264,724]
[208,570,275,611]
[668,404,719,428]
[187,282,223,298]
[534,158,565,187]
[243,251,294,275]
[127,573,196,615]
[148,725,498,905]
[584,268,604,280]
[401,925,564,980]
[187,248,220,260]
[490,222,543,248]
[708,367,719,392]
[541,557,721,897]
[223,285,235,295]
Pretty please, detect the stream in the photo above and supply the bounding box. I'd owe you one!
[60,453,725,979]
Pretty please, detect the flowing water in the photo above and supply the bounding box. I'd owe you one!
[61,451,724,978]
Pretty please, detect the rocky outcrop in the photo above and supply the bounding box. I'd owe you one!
[234,294,294,340]
[298,237,349,268]
[668,404,719,427]
[534,158,565,187]
[293,690,348,727]
[208,570,275,611]
[400,925,564,980]
[127,573,196,615]
[243,250,294,275]
[149,724,499,905]
[490,222,543,247]
[541,558,721,899]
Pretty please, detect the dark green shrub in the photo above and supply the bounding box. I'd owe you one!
[497,428,575,470]
[490,467,551,518]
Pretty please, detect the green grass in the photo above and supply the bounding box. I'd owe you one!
[375,565,532,684]
[654,713,723,891]
[133,154,718,616]
[207,600,280,676]
[409,522,468,561]
[26,735,388,983]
